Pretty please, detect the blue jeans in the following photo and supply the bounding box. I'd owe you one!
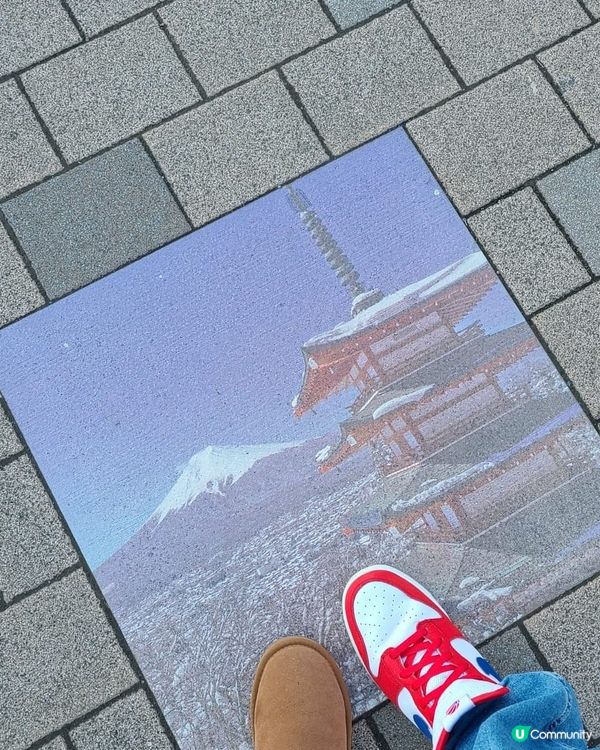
[448,672,587,749]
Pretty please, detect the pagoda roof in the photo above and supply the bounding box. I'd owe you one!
[303,251,489,350]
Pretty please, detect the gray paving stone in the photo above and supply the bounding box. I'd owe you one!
[468,188,590,313]
[70,690,171,750]
[3,141,189,299]
[538,151,600,274]
[408,62,589,214]
[525,576,600,736]
[0,455,77,602]
[0,403,21,460]
[145,72,326,226]
[533,283,600,417]
[373,703,429,749]
[0,0,80,77]
[160,0,334,96]
[67,0,159,36]
[0,569,137,749]
[0,222,44,327]
[22,17,199,162]
[539,23,600,143]
[480,626,543,676]
[352,720,379,749]
[584,0,600,16]
[0,81,61,199]
[283,6,459,155]
[325,0,399,28]
[41,738,68,750]
[412,0,588,84]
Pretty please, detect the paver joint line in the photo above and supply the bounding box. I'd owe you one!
[154,9,208,100]
[531,182,597,278]
[534,55,595,145]
[276,67,334,158]
[407,0,467,88]
[0,209,50,304]
[58,0,86,41]
[13,76,68,169]
[315,0,343,32]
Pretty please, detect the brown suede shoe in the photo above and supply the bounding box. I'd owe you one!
[251,636,352,750]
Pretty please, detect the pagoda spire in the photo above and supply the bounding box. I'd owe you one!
[286,184,370,301]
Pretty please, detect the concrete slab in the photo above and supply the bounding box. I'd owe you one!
[67,0,159,36]
[3,141,190,299]
[468,188,590,313]
[533,283,600,417]
[0,569,137,749]
[0,456,77,602]
[0,222,44,327]
[480,626,543,676]
[525,576,600,736]
[70,690,171,750]
[41,738,68,750]
[539,23,600,142]
[412,0,588,84]
[0,404,21,460]
[0,0,80,77]
[325,0,399,28]
[144,72,327,226]
[160,0,334,95]
[21,17,199,162]
[408,62,589,214]
[584,0,600,16]
[373,703,429,749]
[284,6,459,155]
[538,149,600,274]
[0,81,61,199]
[352,721,379,749]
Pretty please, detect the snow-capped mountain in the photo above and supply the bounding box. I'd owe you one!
[152,442,302,522]
[96,437,374,610]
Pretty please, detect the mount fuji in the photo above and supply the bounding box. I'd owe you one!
[96,436,373,609]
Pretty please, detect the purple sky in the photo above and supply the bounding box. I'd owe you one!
[0,129,522,567]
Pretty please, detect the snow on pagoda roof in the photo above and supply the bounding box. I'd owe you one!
[303,251,489,349]
[370,385,434,420]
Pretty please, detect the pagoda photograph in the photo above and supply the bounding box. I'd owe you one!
[2,129,600,750]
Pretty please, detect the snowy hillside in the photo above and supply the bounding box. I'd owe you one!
[152,442,302,522]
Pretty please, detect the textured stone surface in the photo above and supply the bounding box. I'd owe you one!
[161,0,334,95]
[0,81,61,199]
[584,0,600,16]
[70,690,171,750]
[145,72,326,226]
[539,23,600,143]
[41,738,68,750]
[22,17,199,162]
[408,62,589,214]
[3,141,189,298]
[68,0,159,35]
[480,626,543,676]
[533,283,600,417]
[538,149,600,274]
[352,720,379,749]
[373,703,429,749]
[326,0,399,27]
[469,188,590,313]
[0,455,77,602]
[525,576,600,736]
[412,0,588,84]
[0,404,21,460]
[0,0,80,77]
[0,222,44,327]
[284,6,459,154]
[0,570,137,749]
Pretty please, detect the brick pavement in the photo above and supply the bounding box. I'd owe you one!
[1,1,599,748]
